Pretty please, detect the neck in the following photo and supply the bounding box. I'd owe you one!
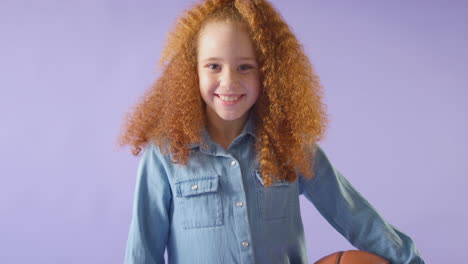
[205,108,249,149]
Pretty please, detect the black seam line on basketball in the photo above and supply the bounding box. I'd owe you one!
[336,251,344,264]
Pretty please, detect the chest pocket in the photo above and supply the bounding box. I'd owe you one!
[174,175,223,229]
[255,169,295,221]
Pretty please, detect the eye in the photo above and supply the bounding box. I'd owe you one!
[206,64,221,71]
[239,64,255,72]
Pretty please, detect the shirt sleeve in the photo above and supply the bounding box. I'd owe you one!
[298,144,425,264]
[124,142,172,264]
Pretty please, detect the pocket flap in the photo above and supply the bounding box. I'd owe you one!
[175,175,219,197]
[255,170,290,187]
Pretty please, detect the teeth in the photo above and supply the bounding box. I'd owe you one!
[219,95,241,102]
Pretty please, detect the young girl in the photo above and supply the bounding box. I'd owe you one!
[118,0,425,263]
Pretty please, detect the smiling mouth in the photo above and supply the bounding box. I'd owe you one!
[215,94,245,102]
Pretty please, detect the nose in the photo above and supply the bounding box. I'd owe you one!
[220,67,239,91]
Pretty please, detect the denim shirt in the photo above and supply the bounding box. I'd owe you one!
[124,113,425,264]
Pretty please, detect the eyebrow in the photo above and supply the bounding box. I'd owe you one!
[200,57,256,62]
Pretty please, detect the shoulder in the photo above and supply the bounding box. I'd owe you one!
[313,143,331,166]
[140,140,161,160]
[139,140,174,171]
[299,143,333,183]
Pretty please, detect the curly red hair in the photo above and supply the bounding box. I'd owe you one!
[116,0,329,187]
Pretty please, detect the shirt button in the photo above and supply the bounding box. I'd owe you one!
[242,241,249,247]
[231,160,237,167]
[236,201,243,207]
[191,185,198,190]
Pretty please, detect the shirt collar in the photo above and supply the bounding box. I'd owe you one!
[240,111,257,140]
[188,111,257,153]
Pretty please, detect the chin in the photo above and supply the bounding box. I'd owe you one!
[216,112,245,121]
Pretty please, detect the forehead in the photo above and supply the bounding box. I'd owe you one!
[197,22,256,59]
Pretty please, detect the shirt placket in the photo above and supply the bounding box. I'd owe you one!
[204,138,256,264]
[229,155,255,264]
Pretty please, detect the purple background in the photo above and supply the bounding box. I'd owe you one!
[1,0,467,263]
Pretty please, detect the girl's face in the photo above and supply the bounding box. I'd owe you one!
[197,22,261,123]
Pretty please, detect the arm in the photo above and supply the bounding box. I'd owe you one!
[124,142,172,264]
[299,144,425,264]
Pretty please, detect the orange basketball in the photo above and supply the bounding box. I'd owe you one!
[314,250,390,264]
